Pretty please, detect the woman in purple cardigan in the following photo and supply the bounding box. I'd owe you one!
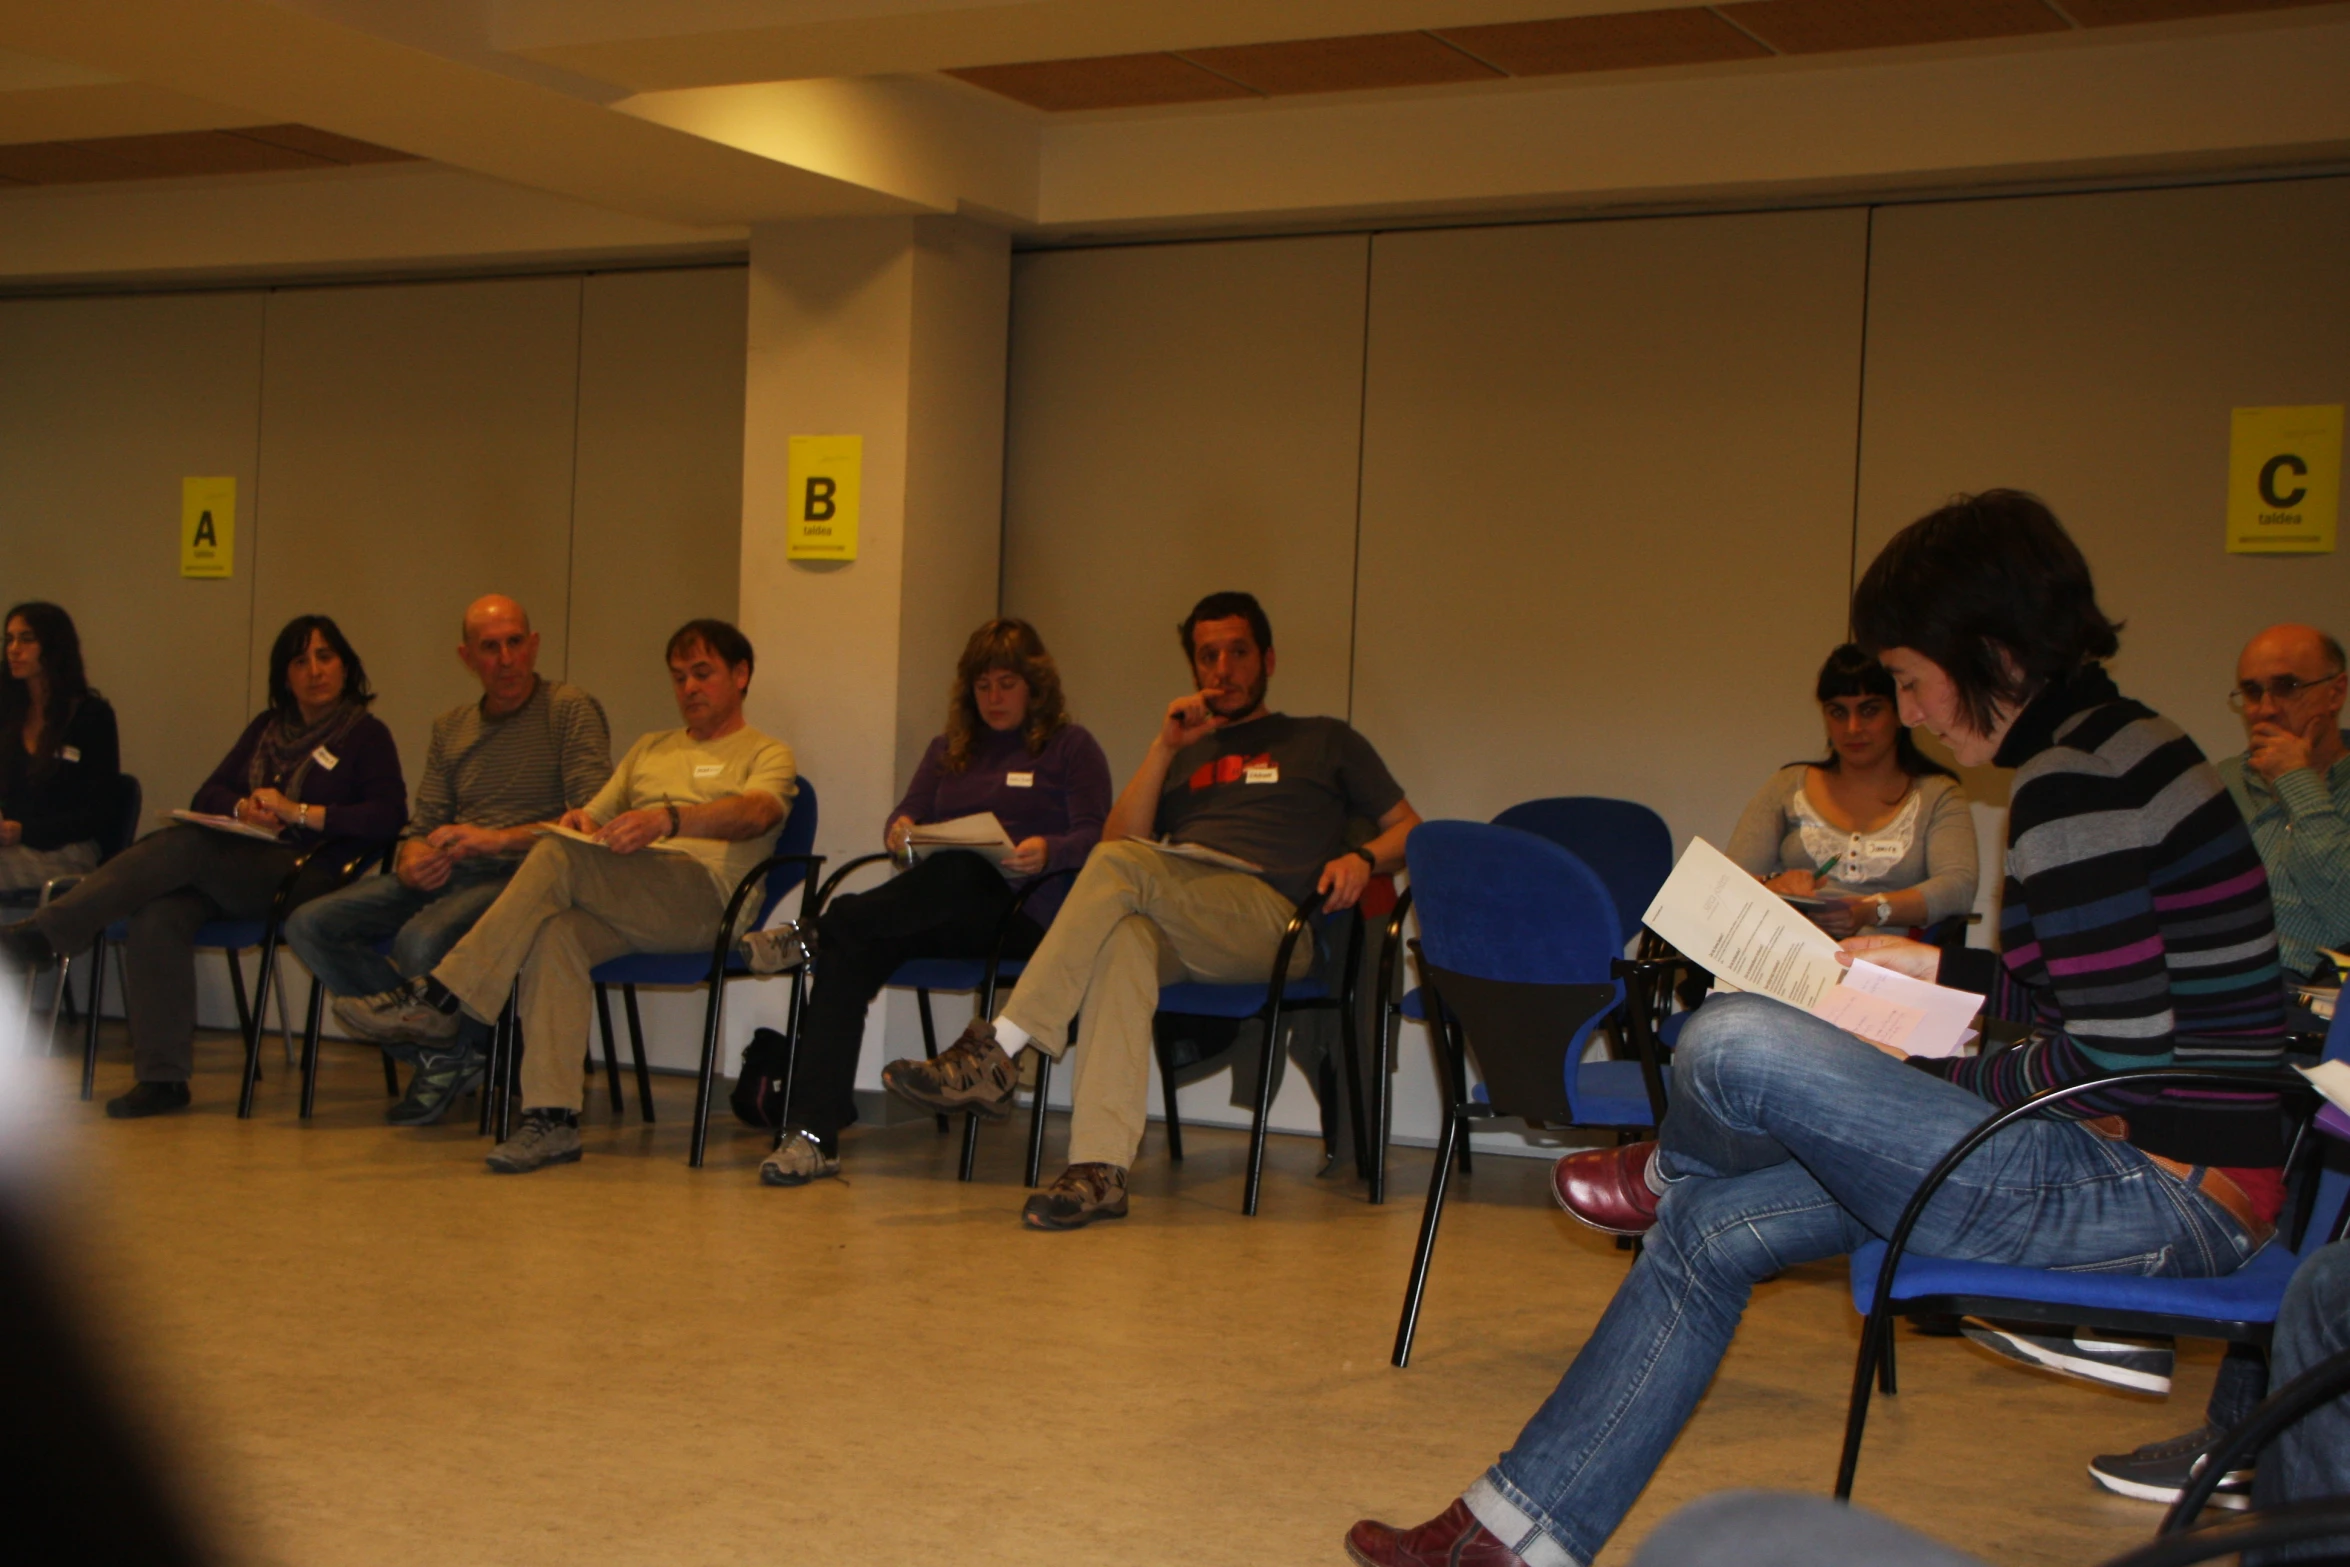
[759,617,1112,1187]
[1,615,405,1118]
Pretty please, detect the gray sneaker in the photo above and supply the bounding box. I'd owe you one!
[1021,1162,1129,1230]
[385,1047,486,1127]
[335,977,461,1046]
[879,1018,1019,1121]
[758,1128,840,1187]
[485,1111,582,1174]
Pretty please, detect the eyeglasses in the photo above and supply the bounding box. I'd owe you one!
[2228,671,2347,711]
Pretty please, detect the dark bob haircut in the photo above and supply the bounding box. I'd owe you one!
[266,615,373,717]
[666,618,754,675]
[1177,591,1273,660]
[1850,490,2121,738]
[1810,643,1954,780]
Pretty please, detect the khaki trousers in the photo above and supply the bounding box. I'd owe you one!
[432,835,721,1112]
[1000,839,1307,1169]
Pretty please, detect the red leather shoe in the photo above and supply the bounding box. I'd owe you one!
[1551,1140,1661,1236]
[1345,1499,1527,1567]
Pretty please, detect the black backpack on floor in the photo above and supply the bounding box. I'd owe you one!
[730,1027,793,1129]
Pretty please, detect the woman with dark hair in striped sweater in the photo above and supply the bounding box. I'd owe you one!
[1345,492,2288,1567]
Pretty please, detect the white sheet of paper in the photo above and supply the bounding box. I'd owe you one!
[168,808,283,842]
[2298,1060,2350,1117]
[531,822,685,854]
[1642,837,1845,1011]
[1814,985,1929,1053]
[1836,958,1982,1059]
[906,812,1013,848]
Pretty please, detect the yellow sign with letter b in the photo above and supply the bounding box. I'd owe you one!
[2226,406,2340,555]
[181,476,236,578]
[785,435,861,562]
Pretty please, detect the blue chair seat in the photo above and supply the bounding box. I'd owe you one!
[891,956,1027,993]
[1658,1010,1693,1048]
[1157,976,1329,1020]
[1470,1058,1656,1128]
[591,948,752,987]
[1849,1235,2303,1327]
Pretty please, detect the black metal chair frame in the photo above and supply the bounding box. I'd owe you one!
[481,851,827,1166]
[1836,1065,2330,1500]
[1149,888,1366,1218]
[1390,940,1674,1367]
[291,842,407,1119]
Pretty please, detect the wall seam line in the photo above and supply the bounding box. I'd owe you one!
[1846,204,1876,623]
[562,275,586,682]
[246,288,270,717]
[1345,232,1374,727]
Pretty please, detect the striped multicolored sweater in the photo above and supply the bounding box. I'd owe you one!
[1930,666,2289,1168]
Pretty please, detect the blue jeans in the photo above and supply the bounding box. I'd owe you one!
[2252,1240,2350,1525]
[1466,993,2266,1567]
[283,860,515,1051]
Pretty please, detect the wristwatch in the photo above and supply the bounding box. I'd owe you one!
[665,803,683,839]
[1873,897,1894,927]
[1351,845,1378,870]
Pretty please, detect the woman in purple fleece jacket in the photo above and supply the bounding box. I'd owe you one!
[759,618,1111,1185]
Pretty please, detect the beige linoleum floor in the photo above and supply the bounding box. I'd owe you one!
[15,1024,2217,1567]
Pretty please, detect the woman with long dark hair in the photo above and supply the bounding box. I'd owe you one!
[0,602,119,893]
[0,615,405,1118]
[755,617,1112,1188]
[1725,643,1977,937]
[1347,492,2288,1567]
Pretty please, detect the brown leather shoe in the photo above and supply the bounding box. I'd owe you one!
[1345,1499,1527,1567]
[1551,1140,1661,1236]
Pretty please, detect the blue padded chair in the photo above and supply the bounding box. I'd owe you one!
[546,778,822,1167]
[291,846,412,1120]
[1835,1004,2350,1501]
[1391,820,1670,1366]
[1151,887,1365,1218]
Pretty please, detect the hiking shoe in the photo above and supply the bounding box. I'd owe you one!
[485,1110,582,1174]
[2088,1423,2253,1509]
[1021,1162,1128,1230]
[104,1080,191,1119]
[385,1047,485,1127]
[1961,1320,2173,1395]
[880,1018,1018,1121]
[758,1128,840,1187]
[334,976,460,1046]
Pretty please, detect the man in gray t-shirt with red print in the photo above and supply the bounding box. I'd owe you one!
[884,591,1420,1230]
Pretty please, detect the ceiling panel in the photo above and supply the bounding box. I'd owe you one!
[0,139,154,182]
[0,123,419,185]
[2063,0,2340,22]
[75,129,333,176]
[1177,31,1503,94]
[1717,0,2071,53]
[235,123,422,163]
[946,52,1256,111]
[1436,8,1776,73]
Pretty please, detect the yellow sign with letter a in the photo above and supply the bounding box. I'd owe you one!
[2226,406,2340,555]
[181,476,236,578]
[785,435,861,561]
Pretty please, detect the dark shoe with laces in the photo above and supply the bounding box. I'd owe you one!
[1551,1140,1661,1237]
[105,1081,191,1119]
[485,1109,582,1174]
[0,919,57,974]
[1346,1499,1528,1567]
[385,1046,485,1127]
[759,1128,841,1187]
[880,1018,1018,1121]
[335,975,461,1046]
[1021,1162,1128,1230]
[2088,1423,2252,1509]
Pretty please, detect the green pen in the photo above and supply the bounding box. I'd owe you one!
[1816,854,1842,880]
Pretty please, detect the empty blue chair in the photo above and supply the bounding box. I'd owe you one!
[1835,1002,2350,1500]
[555,777,822,1168]
[1391,821,1669,1366]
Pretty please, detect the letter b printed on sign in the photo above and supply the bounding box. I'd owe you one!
[786,435,861,561]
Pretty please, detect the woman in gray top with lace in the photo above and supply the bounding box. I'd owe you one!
[1726,644,1977,937]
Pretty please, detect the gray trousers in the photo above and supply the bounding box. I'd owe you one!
[35,825,340,1084]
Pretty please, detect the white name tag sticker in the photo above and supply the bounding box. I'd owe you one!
[1006,772,1034,789]
[693,763,724,778]
[312,746,339,771]
[60,746,80,763]
[1244,764,1280,784]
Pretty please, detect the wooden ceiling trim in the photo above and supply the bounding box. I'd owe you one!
[232,124,420,164]
[944,53,1258,111]
[1435,8,1776,74]
[2062,0,2340,22]
[1715,0,2074,54]
[72,130,334,177]
[1176,31,1505,96]
[0,123,418,186]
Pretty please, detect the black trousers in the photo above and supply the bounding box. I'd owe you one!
[35,824,345,1084]
[786,850,1040,1146]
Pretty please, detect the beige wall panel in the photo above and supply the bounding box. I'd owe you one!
[1856,178,2350,778]
[249,277,584,786]
[1353,210,1869,849]
[1001,235,1369,781]
[569,266,748,749]
[0,291,264,822]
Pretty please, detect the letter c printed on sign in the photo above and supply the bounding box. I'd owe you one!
[2226,406,2341,555]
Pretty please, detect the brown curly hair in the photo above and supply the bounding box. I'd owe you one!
[941,618,1068,774]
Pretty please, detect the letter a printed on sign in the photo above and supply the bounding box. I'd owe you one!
[786,435,862,561]
[2226,406,2340,555]
[180,476,236,578]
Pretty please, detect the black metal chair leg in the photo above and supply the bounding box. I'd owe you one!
[478,1001,500,1136]
[298,976,325,1120]
[688,969,731,1168]
[1392,1106,1464,1367]
[1024,1052,1053,1188]
[1156,1037,1185,1162]
[594,983,624,1114]
[236,943,276,1119]
[1338,989,1369,1186]
[80,935,106,1102]
[1441,1016,1474,1175]
[1880,1325,1899,1395]
[916,989,949,1135]
[1370,1004,1399,1205]
[622,984,654,1123]
[1835,1307,1893,1499]
[382,1046,401,1096]
[1244,995,1286,1217]
[498,993,522,1143]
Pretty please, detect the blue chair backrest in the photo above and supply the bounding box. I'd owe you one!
[753,776,821,926]
[1489,796,1672,947]
[1407,821,1620,986]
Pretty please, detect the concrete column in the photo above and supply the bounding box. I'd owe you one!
[731,214,1011,1093]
